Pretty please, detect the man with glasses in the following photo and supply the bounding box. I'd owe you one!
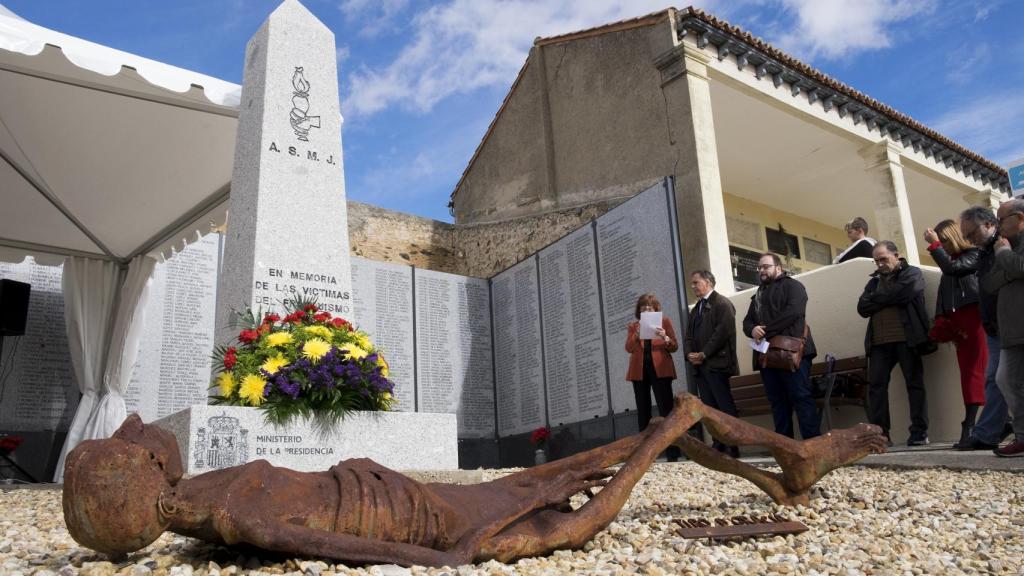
[857,241,931,446]
[956,206,1012,451]
[981,199,1024,457]
[742,254,820,439]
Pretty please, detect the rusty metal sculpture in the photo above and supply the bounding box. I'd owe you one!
[63,394,886,567]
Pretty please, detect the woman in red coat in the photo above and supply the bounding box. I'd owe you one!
[626,293,680,461]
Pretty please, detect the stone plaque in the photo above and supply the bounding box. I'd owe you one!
[538,225,609,426]
[215,0,352,349]
[126,234,220,422]
[350,257,415,412]
[0,258,75,431]
[491,256,546,437]
[414,269,494,439]
[596,182,685,414]
[154,405,458,474]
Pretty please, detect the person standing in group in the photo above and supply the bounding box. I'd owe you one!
[833,217,876,264]
[685,270,740,457]
[857,241,931,446]
[956,206,1012,451]
[923,220,987,448]
[980,199,1024,457]
[742,254,820,439]
[625,293,681,461]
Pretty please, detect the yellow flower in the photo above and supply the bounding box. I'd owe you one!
[302,338,332,362]
[239,374,267,406]
[341,344,368,360]
[352,332,371,350]
[261,355,289,375]
[304,325,333,340]
[217,372,235,397]
[264,331,293,347]
[376,354,389,378]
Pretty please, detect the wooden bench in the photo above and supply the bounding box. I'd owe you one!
[727,355,868,431]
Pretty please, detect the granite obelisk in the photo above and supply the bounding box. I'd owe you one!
[215,0,352,345]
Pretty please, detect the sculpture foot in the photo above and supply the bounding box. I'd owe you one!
[774,423,887,503]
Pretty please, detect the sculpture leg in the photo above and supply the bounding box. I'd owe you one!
[479,402,700,561]
[670,393,887,505]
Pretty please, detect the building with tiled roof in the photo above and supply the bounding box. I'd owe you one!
[449,7,1010,292]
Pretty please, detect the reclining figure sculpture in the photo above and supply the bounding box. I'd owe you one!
[63,394,886,567]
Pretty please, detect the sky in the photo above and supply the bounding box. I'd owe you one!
[3,0,1022,222]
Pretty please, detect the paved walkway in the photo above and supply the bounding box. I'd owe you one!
[741,441,1024,473]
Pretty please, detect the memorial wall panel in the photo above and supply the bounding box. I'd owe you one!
[491,257,545,437]
[414,269,495,438]
[127,234,220,422]
[350,257,415,412]
[0,259,75,431]
[538,226,609,426]
[596,182,685,414]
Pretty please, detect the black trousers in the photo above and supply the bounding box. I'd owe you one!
[868,342,928,437]
[631,378,680,460]
[694,366,739,451]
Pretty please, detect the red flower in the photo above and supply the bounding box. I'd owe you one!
[238,329,260,344]
[331,318,351,330]
[303,304,318,313]
[530,426,550,446]
[223,348,237,370]
[284,311,304,324]
[0,435,23,454]
[263,313,280,325]
[313,312,332,323]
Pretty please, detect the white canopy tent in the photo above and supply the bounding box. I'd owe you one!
[0,5,241,480]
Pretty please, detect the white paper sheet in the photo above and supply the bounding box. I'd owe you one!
[639,311,662,340]
[749,339,769,353]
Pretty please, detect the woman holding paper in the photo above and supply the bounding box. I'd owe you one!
[625,293,680,461]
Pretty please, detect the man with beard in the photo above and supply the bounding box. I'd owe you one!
[742,253,820,439]
[956,206,1012,451]
[857,240,931,446]
[981,198,1024,457]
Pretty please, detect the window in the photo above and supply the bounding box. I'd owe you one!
[765,227,800,259]
[803,237,832,265]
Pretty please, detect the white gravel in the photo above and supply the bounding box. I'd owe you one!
[2,464,1022,575]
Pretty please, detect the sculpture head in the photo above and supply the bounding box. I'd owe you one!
[62,414,183,556]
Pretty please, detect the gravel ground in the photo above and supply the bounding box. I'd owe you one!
[2,463,1022,576]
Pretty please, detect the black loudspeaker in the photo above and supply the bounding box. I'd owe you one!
[0,279,30,336]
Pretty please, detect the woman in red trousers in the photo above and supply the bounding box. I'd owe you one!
[924,220,988,448]
[625,293,680,461]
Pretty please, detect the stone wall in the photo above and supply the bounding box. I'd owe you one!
[347,198,623,279]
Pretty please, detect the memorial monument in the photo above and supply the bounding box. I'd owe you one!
[64,397,887,567]
[155,0,456,473]
[214,0,352,335]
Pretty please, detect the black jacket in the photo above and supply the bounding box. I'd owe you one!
[742,274,816,371]
[927,245,981,317]
[856,260,930,355]
[685,290,739,376]
[975,233,1001,338]
[837,238,875,263]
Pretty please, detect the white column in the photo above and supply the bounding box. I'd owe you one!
[656,42,733,294]
[859,141,920,265]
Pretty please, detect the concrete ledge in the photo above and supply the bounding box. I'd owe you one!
[153,406,458,475]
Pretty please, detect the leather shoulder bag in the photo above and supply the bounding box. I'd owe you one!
[760,324,809,372]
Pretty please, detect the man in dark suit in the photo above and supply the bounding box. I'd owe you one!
[685,270,740,457]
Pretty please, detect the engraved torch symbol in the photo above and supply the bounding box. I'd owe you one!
[290,67,321,141]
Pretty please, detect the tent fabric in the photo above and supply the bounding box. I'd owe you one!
[82,254,156,441]
[52,256,120,482]
[0,4,240,266]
